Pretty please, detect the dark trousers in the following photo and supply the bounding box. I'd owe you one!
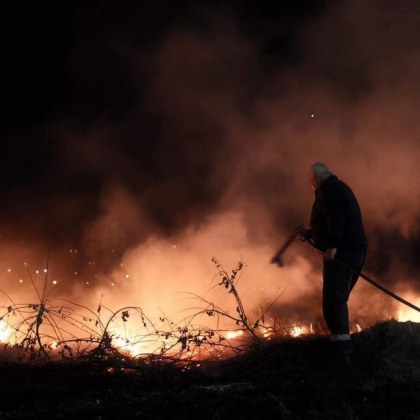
[322,251,366,341]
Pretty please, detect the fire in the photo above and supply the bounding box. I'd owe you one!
[112,336,143,357]
[398,306,420,323]
[291,326,304,337]
[226,330,244,340]
[395,291,420,323]
[0,320,14,343]
[260,327,273,338]
[0,233,419,364]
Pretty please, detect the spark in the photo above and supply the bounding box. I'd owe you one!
[226,330,244,340]
[291,326,303,337]
[260,327,272,338]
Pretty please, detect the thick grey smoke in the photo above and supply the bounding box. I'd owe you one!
[1,0,419,327]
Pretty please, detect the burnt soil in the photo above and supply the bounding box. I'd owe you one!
[0,320,419,419]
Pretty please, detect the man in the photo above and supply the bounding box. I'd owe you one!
[299,162,367,363]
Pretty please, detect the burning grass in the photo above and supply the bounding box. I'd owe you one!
[0,319,419,419]
[0,258,419,418]
[0,258,301,367]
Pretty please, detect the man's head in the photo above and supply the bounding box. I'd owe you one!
[308,162,333,190]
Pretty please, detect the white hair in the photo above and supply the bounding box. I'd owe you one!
[310,162,333,183]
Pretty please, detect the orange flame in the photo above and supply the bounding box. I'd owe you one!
[0,320,14,343]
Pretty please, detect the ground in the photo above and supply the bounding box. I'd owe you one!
[0,320,419,419]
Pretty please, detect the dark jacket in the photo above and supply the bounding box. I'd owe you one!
[310,175,367,253]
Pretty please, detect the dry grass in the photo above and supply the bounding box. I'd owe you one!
[1,259,419,418]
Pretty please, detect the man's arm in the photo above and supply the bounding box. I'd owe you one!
[320,184,345,256]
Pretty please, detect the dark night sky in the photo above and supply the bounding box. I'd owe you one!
[3,1,327,124]
[2,1,328,159]
[0,1,331,241]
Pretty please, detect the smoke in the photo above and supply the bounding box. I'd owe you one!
[1,0,420,328]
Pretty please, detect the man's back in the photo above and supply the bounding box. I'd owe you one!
[310,175,367,254]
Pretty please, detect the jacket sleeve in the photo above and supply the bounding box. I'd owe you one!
[320,185,345,248]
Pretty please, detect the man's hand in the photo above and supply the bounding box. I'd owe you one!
[295,225,311,241]
[324,247,337,261]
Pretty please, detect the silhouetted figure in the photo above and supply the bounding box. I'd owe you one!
[299,162,367,364]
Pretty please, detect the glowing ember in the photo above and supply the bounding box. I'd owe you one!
[0,320,13,343]
[226,330,244,340]
[0,239,418,365]
[113,336,143,357]
[398,303,420,323]
[260,327,273,338]
[291,326,304,337]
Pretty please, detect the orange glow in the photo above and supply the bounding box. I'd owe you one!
[398,304,420,323]
[112,336,144,357]
[0,220,419,363]
[291,325,304,337]
[0,320,14,343]
[226,330,244,340]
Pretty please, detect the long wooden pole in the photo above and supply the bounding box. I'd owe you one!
[305,239,420,313]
